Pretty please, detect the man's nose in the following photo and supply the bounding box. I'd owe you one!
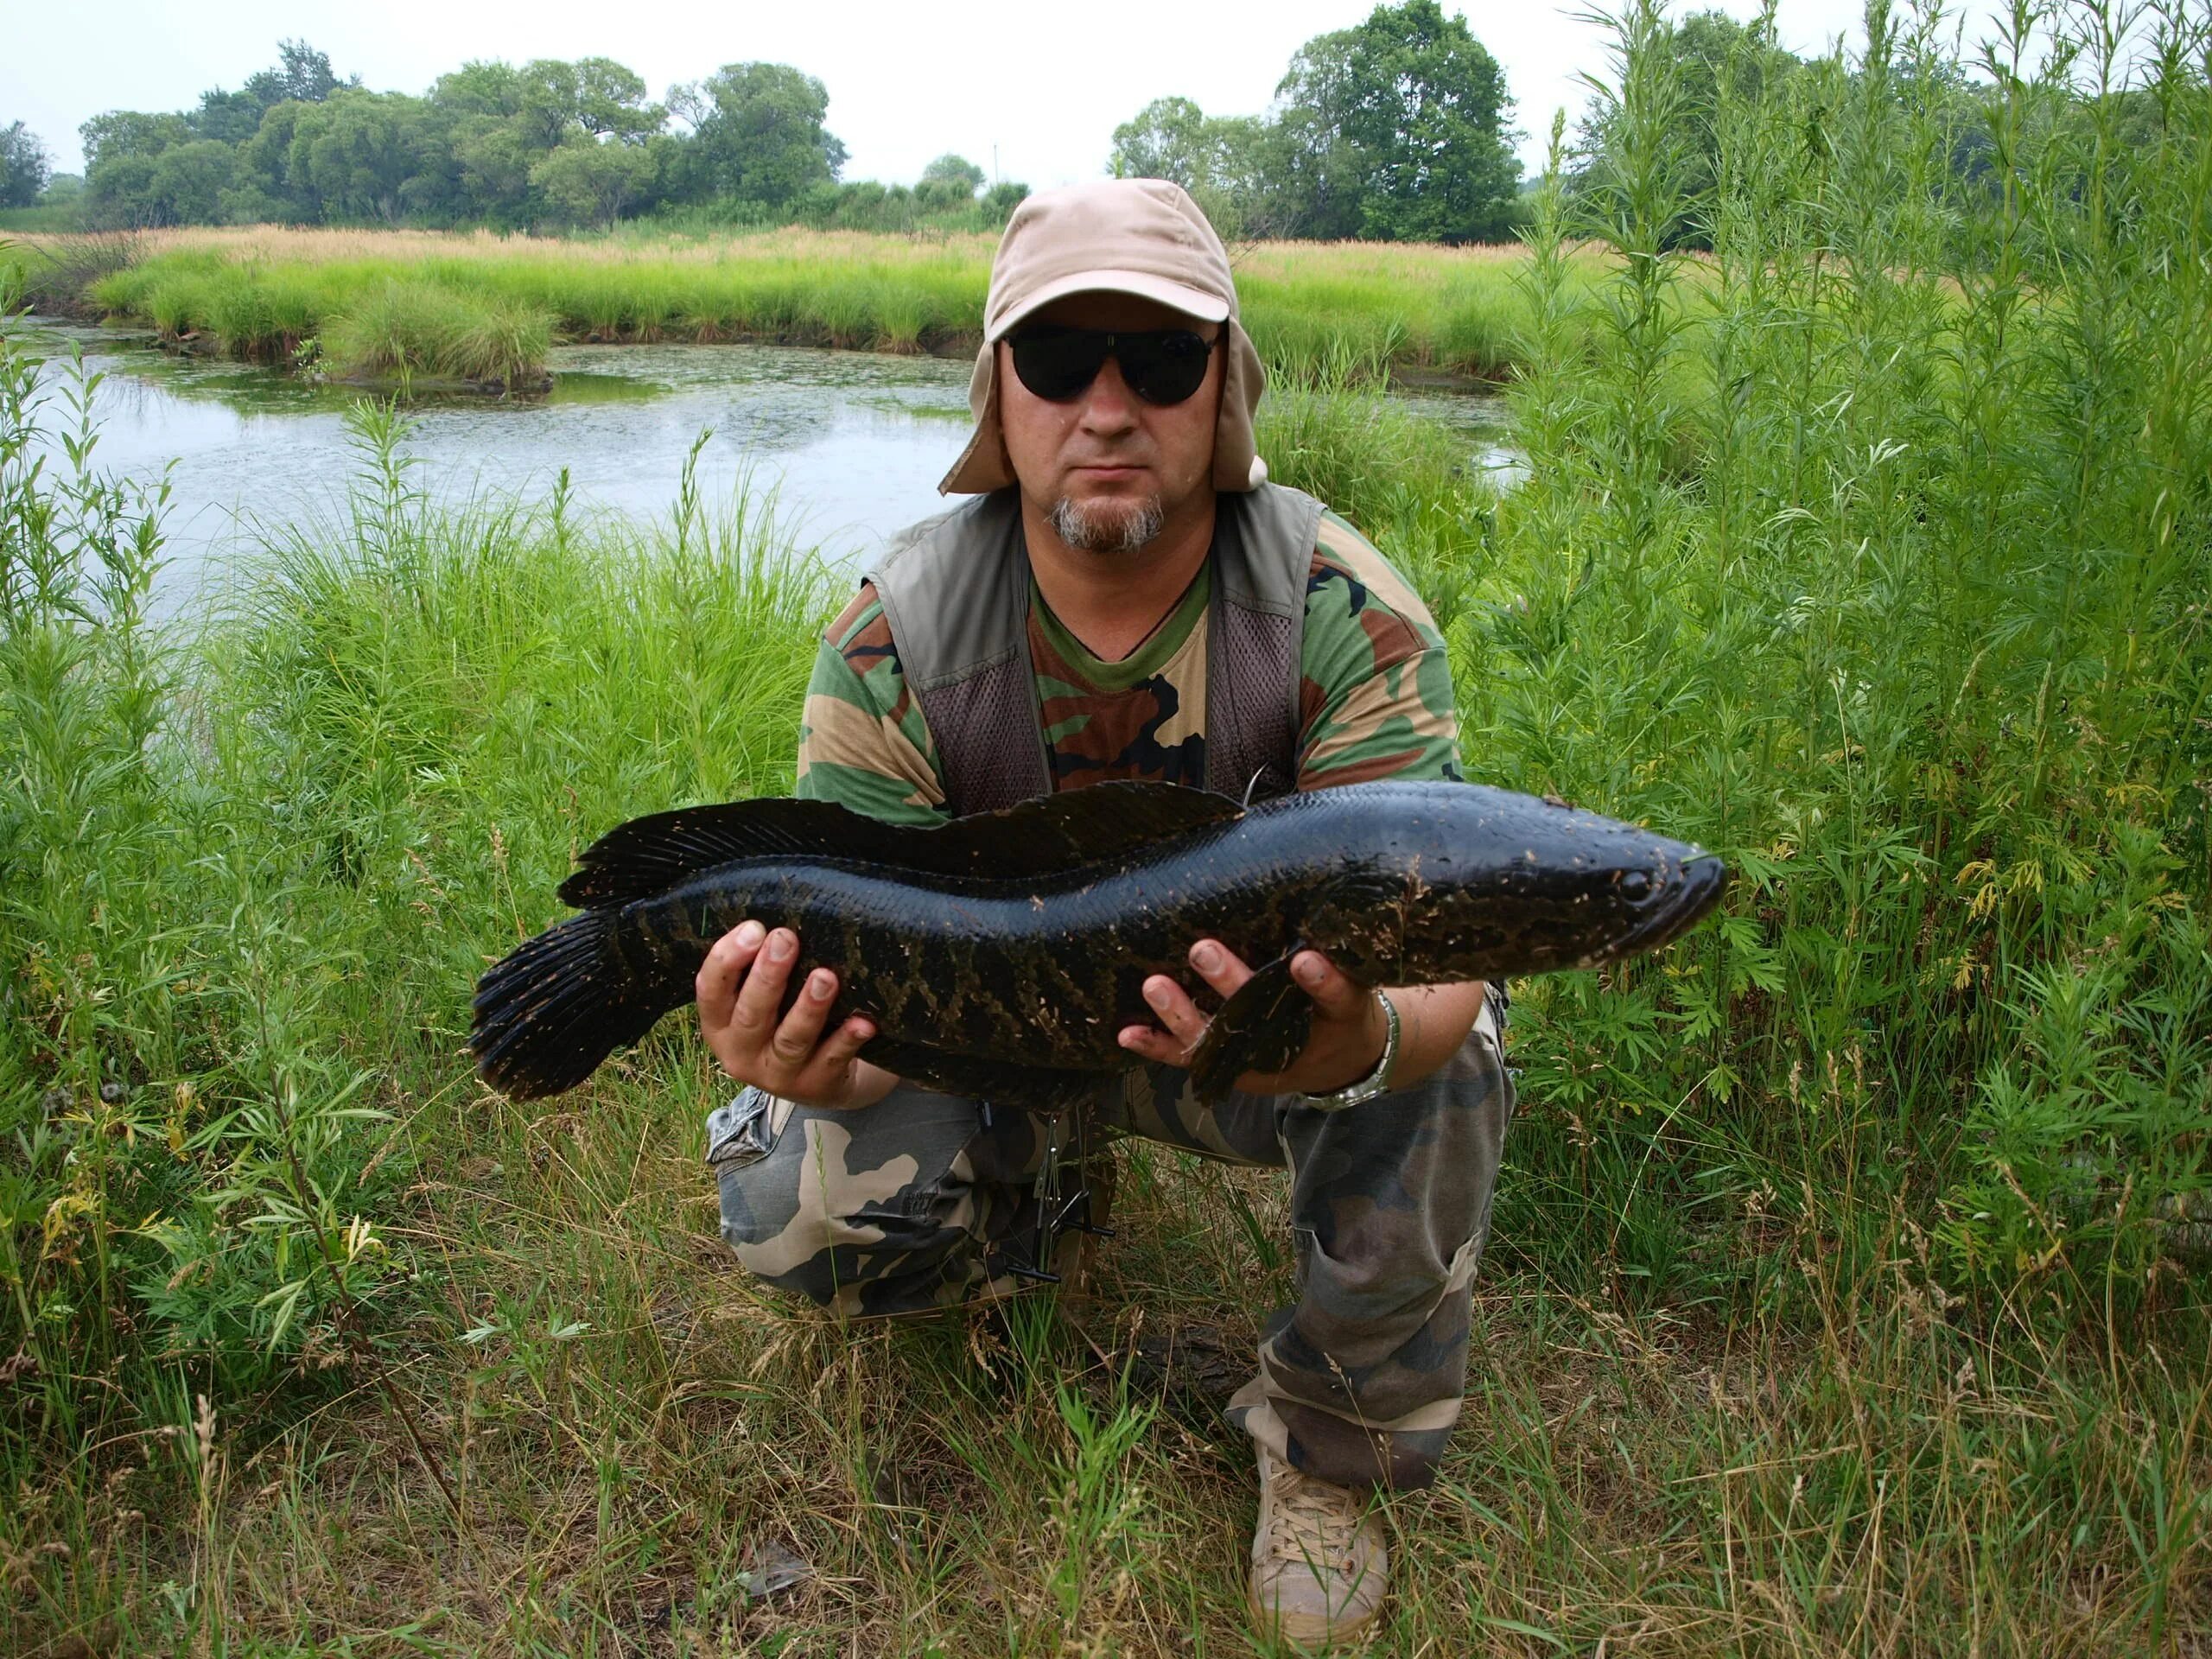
[1076,355,1141,433]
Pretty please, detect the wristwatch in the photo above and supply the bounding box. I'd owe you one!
[1302,989,1400,1111]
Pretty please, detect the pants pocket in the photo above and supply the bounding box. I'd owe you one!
[704,1085,787,1172]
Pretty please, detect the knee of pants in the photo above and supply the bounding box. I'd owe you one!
[709,1085,985,1306]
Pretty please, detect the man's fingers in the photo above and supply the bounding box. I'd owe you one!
[1292,950,1367,1019]
[1187,938,1252,997]
[696,920,766,1029]
[1141,974,1206,1039]
[729,926,799,1039]
[811,1014,877,1076]
[1118,1023,1185,1064]
[767,967,839,1067]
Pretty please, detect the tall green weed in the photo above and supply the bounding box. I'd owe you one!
[1471,0,2211,1302]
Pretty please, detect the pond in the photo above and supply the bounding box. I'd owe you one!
[13,319,1515,613]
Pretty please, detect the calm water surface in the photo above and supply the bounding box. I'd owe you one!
[16,318,1512,612]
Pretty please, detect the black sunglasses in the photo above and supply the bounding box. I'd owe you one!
[1007,324,1217,406]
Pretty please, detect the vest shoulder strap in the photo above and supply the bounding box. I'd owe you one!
[1205,484,1323,803]
[868,490,1050,815]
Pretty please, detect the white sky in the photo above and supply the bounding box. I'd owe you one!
[4,0,2000,185]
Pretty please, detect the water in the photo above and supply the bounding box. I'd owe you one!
[12,319,1514,611]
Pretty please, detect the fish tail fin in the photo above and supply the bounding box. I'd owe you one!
[471,909,667,1099]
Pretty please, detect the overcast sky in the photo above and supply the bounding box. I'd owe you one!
[5,0,1999,186]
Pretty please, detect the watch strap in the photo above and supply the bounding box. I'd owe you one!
[1301,988,1400,1111]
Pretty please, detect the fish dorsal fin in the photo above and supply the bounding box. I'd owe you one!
[558,781,1245,909]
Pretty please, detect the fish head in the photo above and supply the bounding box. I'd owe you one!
[1379,784,1730,978]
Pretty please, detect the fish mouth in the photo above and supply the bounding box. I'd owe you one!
[1613,851,1730,957]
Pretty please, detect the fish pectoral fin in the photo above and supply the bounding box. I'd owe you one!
[1188,956,1313,1103]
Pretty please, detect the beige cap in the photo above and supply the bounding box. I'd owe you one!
[939,178,1268,494]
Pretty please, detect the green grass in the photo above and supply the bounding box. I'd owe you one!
[0,204,86,236]
[40,224,1566,393]
[4,0,2211,1649]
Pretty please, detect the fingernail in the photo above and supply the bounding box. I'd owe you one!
[735,920,764,948]
[1295,957,1325,985]
[1191,943,1219,972]
[768,931,794,961]
[1145,981,1172,1008]
[809,971,832,1001]
[851,1021,874,1040]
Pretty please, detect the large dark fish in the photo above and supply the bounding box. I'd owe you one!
[472,779,1726,1106]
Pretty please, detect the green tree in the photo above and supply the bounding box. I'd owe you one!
[916,152,986,211]
[1109,97,1216,185]
[149,140,236,224]
[429,60,526,121]
[982,180,1031,222]
[1273,0,1519,242]
[570,59,662,143]
[244,40,346,108]
[1108,97,1284,236]
[195,42,351,146]
[671,62,847,211]
[79,110,194,173]
[281,91,434,222]
[919,153,986,194]
[424,57,661,223]
[530,137,655,226]
[0,122,49,208]
[81,111,194,225]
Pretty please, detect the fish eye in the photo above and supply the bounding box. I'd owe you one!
[1619,871,1650,899]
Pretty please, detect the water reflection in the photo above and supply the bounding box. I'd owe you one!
[12,319,1514,613]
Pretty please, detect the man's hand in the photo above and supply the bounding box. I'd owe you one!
[1116,939,1391,1096]
[696,922,897,1110]
[1118,939,1489,1099]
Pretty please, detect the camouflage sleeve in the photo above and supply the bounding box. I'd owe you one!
[793,583,950,826]
[1295,512,1463,789]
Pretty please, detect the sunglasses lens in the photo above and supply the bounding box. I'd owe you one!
[1010,328,1108,401]
[1119,331,1212,404]
[1008,327,1215,405]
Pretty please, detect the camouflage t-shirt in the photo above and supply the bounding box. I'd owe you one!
[795,509,1460,825]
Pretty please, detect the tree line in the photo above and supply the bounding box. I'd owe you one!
[6,41,1024,233]
[4,2,1538,242]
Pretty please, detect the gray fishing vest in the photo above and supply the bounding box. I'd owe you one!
[868,484,1326,817]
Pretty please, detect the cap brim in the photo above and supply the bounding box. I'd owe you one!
[988,269,1231,341]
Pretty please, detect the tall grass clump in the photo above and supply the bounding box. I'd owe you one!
[316,279,554,386]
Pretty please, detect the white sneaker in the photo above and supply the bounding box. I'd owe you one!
[1249,1444,1388,1647]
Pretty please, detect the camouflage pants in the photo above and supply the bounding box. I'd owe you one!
[708,988,1513,1491]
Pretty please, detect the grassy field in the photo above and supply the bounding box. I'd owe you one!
[5,2,2211,1653]
[4,224,1554,389]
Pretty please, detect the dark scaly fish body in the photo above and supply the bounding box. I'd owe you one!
[472,779,1726,1105]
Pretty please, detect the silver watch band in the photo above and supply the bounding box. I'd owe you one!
[1301,988,1400,1111]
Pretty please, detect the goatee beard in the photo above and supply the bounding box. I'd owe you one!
[1049,493,1166,556]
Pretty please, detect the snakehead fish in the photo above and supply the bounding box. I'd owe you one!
[472,779,1726,1106]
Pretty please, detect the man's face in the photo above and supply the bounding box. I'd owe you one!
[995,291,1224,556]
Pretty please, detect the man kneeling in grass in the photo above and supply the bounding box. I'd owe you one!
[694,179,1512,1648]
